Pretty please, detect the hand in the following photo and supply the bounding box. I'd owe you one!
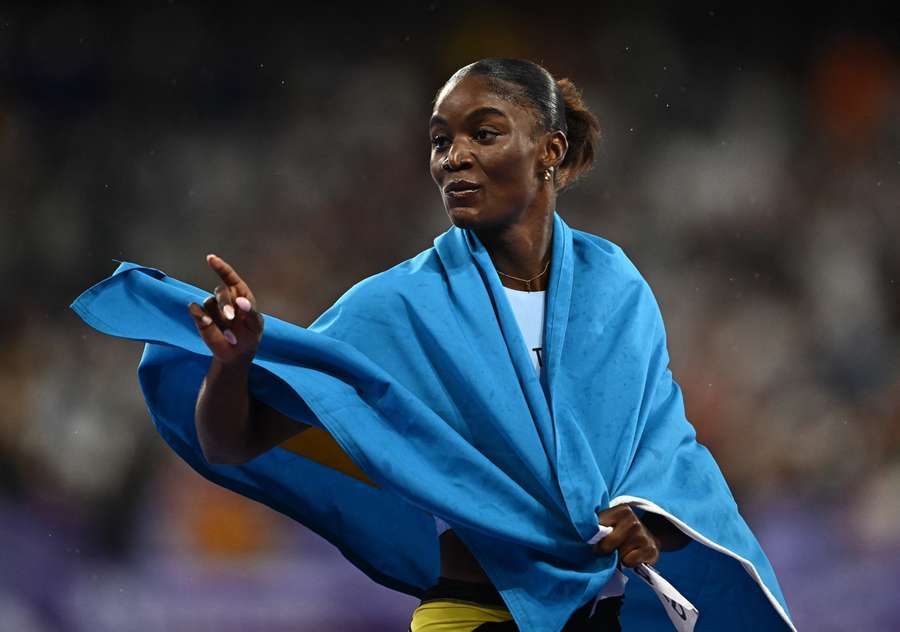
[187,254,264,366]
[593,505,660,568]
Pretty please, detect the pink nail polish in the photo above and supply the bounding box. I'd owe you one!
[223,330,237,345]
[235,297,251,312]
[201,315,212,326]
[223,304,235,320]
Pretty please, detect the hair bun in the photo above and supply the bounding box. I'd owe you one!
[556,78,601,190]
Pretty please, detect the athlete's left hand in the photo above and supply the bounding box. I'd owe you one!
[593,505,660,568]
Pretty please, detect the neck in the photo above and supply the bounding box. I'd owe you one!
[475,205,554,292]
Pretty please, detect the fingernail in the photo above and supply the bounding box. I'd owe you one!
[223,330,237,345]
[235,297,251,312]
[201,315,212,326]
[223,304,235,320]
[206,253,217,261]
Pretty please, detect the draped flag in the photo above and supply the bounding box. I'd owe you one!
[70,211,794,631]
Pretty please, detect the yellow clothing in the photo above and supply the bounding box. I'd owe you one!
[410,599,514,631]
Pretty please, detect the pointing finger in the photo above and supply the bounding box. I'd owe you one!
[206,254,249,294]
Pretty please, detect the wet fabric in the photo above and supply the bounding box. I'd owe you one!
[70,211,794,631]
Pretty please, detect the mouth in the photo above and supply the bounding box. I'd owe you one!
[443,180,482,195]
[443,180,482,204]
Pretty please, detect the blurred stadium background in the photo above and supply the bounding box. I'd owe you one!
[1,2,898,630]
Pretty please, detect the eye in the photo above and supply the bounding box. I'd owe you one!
[474,128,500,142]
[431,134,450,151]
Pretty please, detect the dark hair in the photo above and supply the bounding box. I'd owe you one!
[446,58,601,190]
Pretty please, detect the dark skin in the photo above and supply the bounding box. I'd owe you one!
[430,73,688,578]
[429,74,560,292]
[187,72,688,588]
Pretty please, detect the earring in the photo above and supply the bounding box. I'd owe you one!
[544,167,553,181]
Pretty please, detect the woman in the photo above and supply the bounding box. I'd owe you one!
[191,59,681,630]
[72,59,794,631]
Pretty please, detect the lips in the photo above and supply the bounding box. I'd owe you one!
[443,180,482,194]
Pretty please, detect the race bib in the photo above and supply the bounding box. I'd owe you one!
[633,563,699,632]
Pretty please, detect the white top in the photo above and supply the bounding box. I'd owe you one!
[502,286,546,375]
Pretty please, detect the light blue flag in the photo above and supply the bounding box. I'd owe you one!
[70,211,794,631]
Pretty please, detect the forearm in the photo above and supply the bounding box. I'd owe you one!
[195,358,254,464]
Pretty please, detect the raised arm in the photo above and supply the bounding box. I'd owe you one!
[187,254,310,465]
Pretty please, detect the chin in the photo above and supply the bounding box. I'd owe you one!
[446,208,516,236]
[446,205,482,229]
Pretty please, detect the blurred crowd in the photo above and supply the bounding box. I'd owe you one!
[0,4,898,630]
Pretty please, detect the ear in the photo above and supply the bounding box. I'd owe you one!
[539,130,568,171]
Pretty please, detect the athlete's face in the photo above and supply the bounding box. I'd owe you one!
[429,74,555,231]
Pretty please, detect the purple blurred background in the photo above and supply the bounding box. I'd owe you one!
[1,3,898,630]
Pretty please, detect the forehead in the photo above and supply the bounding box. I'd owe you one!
[431,74,536,126]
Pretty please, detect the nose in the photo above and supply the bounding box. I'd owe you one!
[442,141,472,172]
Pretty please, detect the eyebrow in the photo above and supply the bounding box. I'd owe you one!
[429,106,508,128]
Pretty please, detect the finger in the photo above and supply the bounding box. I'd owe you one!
[206,254,250,295]
[594,524,631,555]
[215,284,235,322]
[188,302,214,328]
[616,521,659,567]
[205,255,260,332]
[188,302,235,348]
[202,295,225,328]
[231,295,264,335]
[202,296,236,345]
[620,544,659,568]
[243,303,265,335]
[596,505,636,527]
[594,510,641,555]
[619,524,658,556]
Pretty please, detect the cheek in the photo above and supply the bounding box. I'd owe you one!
[480,142,536,193]
[429,155,442,185]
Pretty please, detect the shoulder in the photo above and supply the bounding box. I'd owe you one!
[308,245,441,336]
[569,225,666,331]
[570,226,648,292]
[325,245,443,318]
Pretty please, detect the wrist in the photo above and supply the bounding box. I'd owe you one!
[210,356,252,380]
